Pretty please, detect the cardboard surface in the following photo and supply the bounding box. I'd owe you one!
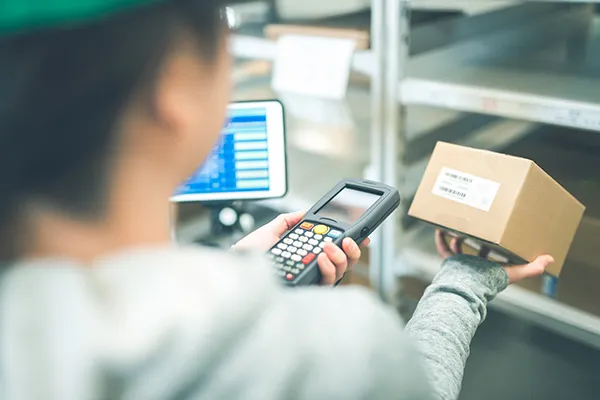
[409,142,585,276]
[265,24,370,49]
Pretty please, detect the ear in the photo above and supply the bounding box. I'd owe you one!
[153,51,208,138]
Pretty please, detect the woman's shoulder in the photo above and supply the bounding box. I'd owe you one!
[0,246,425,400]
[93,245,275,283]
[3,246,279,315]
[1,246,281,353]
[6,245,270,279]
[3,245,404,340]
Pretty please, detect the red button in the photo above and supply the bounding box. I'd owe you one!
[302,253,316,265]
[286,273,294,281]
[300,222,314,230]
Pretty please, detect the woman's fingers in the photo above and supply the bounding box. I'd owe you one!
[436,230,470,259]
[323,243,348,280]
[317,242,350,285]
[319,243,350,284]
[435,231,553,285]
[450,236,463,254]
[341,238,362,267]
[435,230,453,258]
[316,238,368,286]
[504,255,554,284]
[317,253,338,285]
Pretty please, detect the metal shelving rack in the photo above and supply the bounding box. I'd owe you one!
[377,0,600,349]
[368,0,403,301]
[402,2,600,132]
[178,0,600,350]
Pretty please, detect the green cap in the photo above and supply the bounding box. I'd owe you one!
[0,0,163,34]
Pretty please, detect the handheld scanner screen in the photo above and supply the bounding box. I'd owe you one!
[316,188,381,224]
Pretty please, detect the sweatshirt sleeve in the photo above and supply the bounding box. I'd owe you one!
[404,255,509,400]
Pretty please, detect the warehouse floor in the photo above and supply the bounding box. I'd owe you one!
[460,310,600,400]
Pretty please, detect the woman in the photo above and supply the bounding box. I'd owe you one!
[0,1,552,399]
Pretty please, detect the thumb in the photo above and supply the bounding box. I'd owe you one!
[504,255,554,284]
[269,210,306,235]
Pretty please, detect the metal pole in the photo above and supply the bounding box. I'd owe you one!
[369,0,386,297]
[380,0,400,302]
[369,0,409,303]
[381,0,407,303]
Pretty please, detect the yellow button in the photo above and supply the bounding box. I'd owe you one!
[313,225,329,235]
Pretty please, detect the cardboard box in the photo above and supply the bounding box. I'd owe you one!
[264,24,370,50]
[409,142,585,276]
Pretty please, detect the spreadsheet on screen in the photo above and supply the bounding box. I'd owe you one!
[175,108,271,196]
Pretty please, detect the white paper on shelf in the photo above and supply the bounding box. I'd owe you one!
[432,167,500,212]
[272,35,356,100]
[278,93,354,127]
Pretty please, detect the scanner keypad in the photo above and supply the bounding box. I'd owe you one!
[270,222,344,282]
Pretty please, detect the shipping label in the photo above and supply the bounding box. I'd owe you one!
[432,167,500,212]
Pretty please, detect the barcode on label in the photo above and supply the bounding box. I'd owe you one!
[438,186,466,199]
[432,167,500,212]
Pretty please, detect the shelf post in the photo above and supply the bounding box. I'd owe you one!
[369,0,409,302]
[368,0,386,298]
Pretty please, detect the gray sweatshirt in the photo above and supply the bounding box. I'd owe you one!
[0,246,508,400]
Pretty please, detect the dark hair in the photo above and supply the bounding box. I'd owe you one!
[0,0,225,259]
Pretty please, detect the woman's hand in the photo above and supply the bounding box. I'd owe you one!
[435,230,552,284]
[234,211,370,285]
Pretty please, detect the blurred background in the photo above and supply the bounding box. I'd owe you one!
[174,2,600,398]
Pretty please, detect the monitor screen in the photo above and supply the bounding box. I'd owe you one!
[316,188,381,224]
[171,101,286,202]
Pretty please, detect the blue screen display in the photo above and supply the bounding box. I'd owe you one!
[175,107,271,196]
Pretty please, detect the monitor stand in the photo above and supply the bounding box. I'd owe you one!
[200,202,257,248]
[172,201,280,249]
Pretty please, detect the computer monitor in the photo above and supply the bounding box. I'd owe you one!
[171,100,287,203]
